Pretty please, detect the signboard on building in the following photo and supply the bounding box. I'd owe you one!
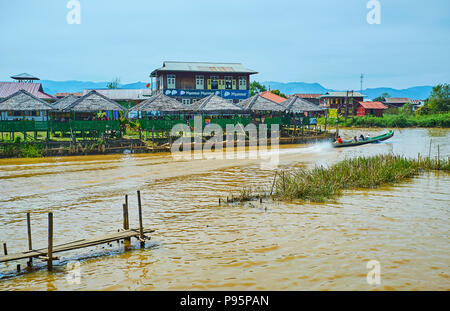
[164,89,249,100]
[328,109,337,118]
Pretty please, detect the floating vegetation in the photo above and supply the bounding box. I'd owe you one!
[229,154,449,204]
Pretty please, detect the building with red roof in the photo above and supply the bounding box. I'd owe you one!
[0,82,54,101]
[356,101,388,117]
[259,91,287,104]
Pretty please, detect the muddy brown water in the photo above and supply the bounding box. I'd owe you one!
[0,128,448,290]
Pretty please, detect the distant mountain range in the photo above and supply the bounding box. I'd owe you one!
[39,80,433,100]
[261,81,433,100]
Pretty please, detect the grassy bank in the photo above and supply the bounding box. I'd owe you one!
[317,112,450,128]
[0,140,43,158]
[230,155,449,204]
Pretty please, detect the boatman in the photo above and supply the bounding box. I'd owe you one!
[336,136,343,144]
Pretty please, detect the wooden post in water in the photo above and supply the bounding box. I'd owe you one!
[47,212,53,271]
[137,190,145,248]
[27,213,33,267]
[438,144,440,168]
[429,139,432,158]
[3,242,7,255]
[122,202,131,244]
[270,170,278,197]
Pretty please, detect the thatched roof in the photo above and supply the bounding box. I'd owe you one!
[129,93,187,112]
[52,94,79,111]
[63,90,127,112]
[0,90,53,111]
[238,94,285,112]
[185,94,244,114]
[281,96,326,113]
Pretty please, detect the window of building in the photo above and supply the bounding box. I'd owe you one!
[196,75,204,89]
[182,98,191,105]
[224,76,233,90]
[167,74,176,89]
[210,76,219,90]
[238,77,247,90]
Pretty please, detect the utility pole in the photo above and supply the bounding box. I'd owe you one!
[345,90,349,122]
[360,74,364,93]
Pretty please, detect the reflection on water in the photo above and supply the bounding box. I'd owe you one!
[0,128,449,290]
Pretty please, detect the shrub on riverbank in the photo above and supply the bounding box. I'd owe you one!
[274,155,449,202]
[317,113,450,128]
[1,140,43,158]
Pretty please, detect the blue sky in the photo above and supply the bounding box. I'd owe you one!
[0,0,449,89]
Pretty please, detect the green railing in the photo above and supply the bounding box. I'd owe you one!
[50,120,120,132]
[0,120,121,133]
[139,119,187,131]
[0,120,49,132]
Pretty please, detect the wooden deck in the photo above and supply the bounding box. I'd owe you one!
[0,228,154,264]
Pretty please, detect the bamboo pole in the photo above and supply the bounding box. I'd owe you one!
[3,242,7,255]
[137,190,145,248]
[47,212,53,271]
[429,139,432,158]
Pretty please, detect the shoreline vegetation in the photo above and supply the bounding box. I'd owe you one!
[229,154,450,204]
[317,112,450,128]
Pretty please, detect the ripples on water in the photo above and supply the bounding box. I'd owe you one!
[0,128,449,290]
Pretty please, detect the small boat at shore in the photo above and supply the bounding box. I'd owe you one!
[332,131,394,148]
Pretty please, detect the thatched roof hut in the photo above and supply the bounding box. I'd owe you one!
[281,96,326,113]
[52,94,79,111]
[63,90,127,112]
[185,94,245,114]
[237,94,285,112]
[0,89,53,111]
[129,92,186,112]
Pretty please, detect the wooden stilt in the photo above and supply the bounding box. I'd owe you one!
[123,203,130,243]
[137,191,145,248]
[27,213,33,267]
[48,212,53,271]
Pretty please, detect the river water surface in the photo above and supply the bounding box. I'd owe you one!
[0,128,449,290]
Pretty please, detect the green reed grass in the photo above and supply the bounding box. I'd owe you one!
[228,154,449,204]
[274,154,449,202]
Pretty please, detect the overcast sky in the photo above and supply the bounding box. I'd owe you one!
[0,0,449,89]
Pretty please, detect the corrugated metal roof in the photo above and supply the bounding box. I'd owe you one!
[359,101,387,109]
[259,91,287,104]
[384,97,411,103]
[83,89,153,100]
[0,82,54,100]
[319,91,366,98]
[151,61,258,76]
[293,93,323,99]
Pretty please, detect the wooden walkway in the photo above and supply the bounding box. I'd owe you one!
[1,190,153,272]
[0,228,154,264]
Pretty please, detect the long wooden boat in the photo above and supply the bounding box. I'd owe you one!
[332,130,394,148]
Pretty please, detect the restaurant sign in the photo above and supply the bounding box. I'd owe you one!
[164,89,249,100]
